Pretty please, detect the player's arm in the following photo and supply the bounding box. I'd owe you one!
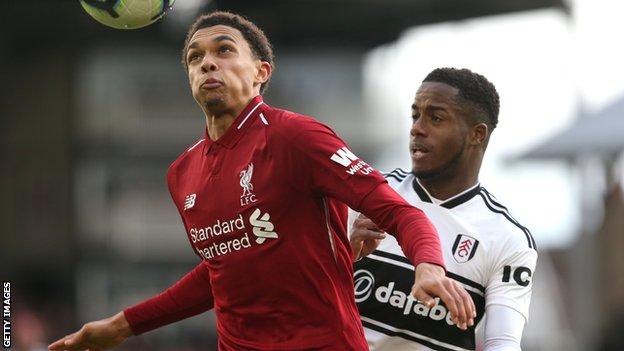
[279,117,475,329]
[123,261,214,334]
[483,305,525,351]
[48,262,214,351]
[484,238,538,350]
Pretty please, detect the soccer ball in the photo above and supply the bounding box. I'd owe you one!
[79,0,176,30]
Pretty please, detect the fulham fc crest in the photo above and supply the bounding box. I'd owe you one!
[452,234,479,263]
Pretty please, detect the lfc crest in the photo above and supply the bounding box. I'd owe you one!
[239,163,258,206]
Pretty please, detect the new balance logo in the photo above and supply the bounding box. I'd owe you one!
[330,147,359,167]
[184,194,196,210]
[249,208,278,244]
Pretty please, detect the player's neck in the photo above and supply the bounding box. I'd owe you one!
[205,113,237,141]
[418,169,479,201]
[203,96,253,141]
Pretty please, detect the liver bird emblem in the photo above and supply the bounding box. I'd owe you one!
[240,163,254,197]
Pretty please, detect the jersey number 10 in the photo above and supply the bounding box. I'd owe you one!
[502,265,532,287]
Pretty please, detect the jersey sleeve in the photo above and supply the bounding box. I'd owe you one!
[483,304,525,351]
[485,238,538,321]
[123,262,214,335]
[278,117,444,268]
[357,184,445,268]
[279,116,386,207]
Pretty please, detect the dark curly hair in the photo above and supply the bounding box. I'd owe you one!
[423,68,499,132]
[182,11,275,93]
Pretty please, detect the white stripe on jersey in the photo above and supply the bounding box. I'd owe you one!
[321,197,337,262]
[237,101,265,129]
[362,316,474,351]
[367,253,484,297]
[259,112,269,125]
[187,139,205,152]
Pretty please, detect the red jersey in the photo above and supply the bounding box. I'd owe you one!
[124,96,444,350]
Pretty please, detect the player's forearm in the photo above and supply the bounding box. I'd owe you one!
[124,262,214,335]
[484,343,521,351]
[483,304,526,351]
[358,183,445,268]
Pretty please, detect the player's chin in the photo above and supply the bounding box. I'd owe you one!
[411,155,433,173]
[202,94,228,109]
[411,164,441,180]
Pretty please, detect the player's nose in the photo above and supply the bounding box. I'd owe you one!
[410,117,427,137]
[200,56,218,72]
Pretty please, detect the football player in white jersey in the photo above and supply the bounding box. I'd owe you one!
[349,68,537,351]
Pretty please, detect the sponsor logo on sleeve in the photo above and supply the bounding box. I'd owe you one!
[452,234,479,263]
[330,147,374,175]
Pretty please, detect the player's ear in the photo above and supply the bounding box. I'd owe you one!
[255,61,272,85]
[470,122,488,146]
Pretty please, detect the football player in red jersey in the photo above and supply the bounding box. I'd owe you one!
[49,12,475,351]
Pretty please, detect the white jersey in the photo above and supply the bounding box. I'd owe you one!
[350,169,538,351]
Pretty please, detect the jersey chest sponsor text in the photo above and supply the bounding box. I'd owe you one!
[354,254,485,351]
[188,208,278,260]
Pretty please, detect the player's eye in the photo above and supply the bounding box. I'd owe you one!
[411,113,420,120]
[431,115,442,122]
[188,53,201,63]
[218,45,234,54]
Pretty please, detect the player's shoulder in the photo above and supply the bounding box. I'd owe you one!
[474,186,538,252]
[262,105,336,136]
[167,137,205,176]
[381,168,411,188]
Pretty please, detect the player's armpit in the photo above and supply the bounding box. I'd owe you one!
[123,262,214,335]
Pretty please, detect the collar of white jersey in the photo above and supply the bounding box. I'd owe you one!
[203,95,267,153]
[412,177,481,209]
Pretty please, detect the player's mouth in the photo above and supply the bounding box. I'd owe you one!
[410,143,430,159]
[201,78,223,90]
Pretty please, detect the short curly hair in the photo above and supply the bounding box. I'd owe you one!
[182,11,275,93]
[423,68,499,132]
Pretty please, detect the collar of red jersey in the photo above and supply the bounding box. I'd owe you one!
[203,95,266,153]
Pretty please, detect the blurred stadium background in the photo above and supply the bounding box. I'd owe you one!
[2,0,624,350]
